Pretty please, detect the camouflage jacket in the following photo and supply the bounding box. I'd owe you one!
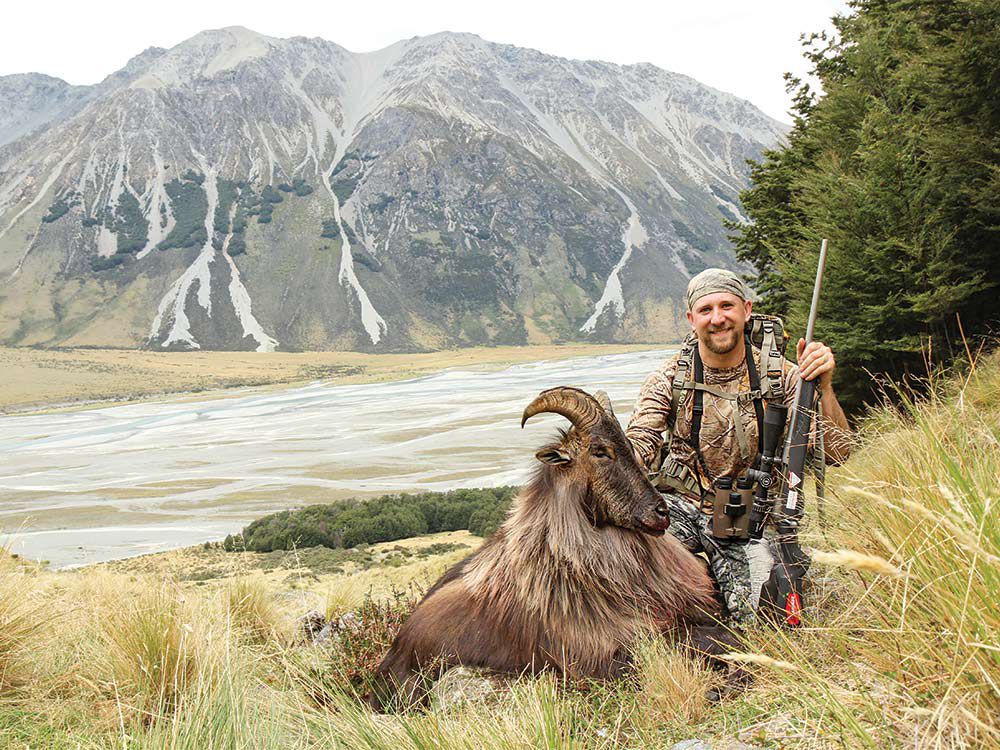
[625,347,800,505]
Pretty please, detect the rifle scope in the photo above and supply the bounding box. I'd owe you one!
[747,402,788,539]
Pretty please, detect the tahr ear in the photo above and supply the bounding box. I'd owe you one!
[535,445,572,465]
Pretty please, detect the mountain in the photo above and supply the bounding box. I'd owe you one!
[0,27,786,351]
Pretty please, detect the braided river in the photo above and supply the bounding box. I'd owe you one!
[0,349,674,567]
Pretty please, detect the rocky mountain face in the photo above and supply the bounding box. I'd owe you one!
[0,27,786,351]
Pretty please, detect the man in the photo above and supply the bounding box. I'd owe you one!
[626,268,852,623]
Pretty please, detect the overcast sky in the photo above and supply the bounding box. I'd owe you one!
[2,0,850,123]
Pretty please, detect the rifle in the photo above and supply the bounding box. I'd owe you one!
[757,238,829,627]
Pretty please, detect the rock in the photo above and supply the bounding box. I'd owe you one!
[297,609,327,641]
[429,666,501,712]
[312,622,334,645]
[670,741,761,750]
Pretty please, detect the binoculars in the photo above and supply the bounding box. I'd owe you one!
[710,403,788,542]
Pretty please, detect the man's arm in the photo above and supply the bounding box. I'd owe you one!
[625,358,678,471]
[796,338,853,464]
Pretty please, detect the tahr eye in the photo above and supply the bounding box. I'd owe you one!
[591,446,614,459]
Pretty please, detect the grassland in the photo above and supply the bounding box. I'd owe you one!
[1,351,996,749]
[0,343,663,414]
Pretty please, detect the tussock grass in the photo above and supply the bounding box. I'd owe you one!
[632,635,715,727]
[99,582,213,718]
[224,577,285,644]
[737,350,1000,749]
[0,551,45,692]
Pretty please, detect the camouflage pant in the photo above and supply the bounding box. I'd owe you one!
[663,493,772,624]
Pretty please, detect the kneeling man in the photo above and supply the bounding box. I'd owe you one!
[626,269,852,622]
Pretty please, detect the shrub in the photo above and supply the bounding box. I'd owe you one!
[113,191,149,254]
[261,185,283,204]
[314,591,419,697]
[320,218,339,239]
[235,487,517,553]
[90,255,125,272]
[42,197,72,223]
[158,176,208,250]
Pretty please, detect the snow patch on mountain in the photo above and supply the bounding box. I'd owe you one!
[220,204,277,352]
[319,165,387,345]
[149,163,219,348]
[581,190,649,333]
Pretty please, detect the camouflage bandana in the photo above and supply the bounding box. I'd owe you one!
[686,268,750,310]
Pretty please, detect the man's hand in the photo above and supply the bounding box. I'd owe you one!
[796,338,836,391]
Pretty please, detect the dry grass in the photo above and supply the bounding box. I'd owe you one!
[0,551,45,692]
[735,349,1000,749]
[224,577,286,645]
[633,635,716,727]
[99,583,212,717]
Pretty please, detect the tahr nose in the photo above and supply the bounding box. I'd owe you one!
[654,499,669,519]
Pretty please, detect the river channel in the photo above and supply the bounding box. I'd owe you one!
[0,349,674,567]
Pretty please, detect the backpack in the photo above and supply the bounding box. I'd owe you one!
[651,314,790,502]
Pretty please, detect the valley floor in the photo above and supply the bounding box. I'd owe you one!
[0,343,661,414]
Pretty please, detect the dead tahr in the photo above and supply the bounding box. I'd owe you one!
[370,386,737,710]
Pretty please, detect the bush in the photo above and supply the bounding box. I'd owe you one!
[320,218,340,239]
[159,176,208,250]
[332,176,359,204]
[42,196,73,223]
[113,191,149,254]
[235,487,517,553]
[261,185,284,204]
[90,255,125,272]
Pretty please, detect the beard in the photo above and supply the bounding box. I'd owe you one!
[701,325,741,355]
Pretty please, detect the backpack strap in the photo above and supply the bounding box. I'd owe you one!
[652,334,704,500]
[744,334,765,456]
[652,334,768,499]
[669,333,698,420]
[757,317,786,401]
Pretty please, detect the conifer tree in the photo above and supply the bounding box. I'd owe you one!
[731,0,1000,408]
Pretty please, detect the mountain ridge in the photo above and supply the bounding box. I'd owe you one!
[0,27,786,352]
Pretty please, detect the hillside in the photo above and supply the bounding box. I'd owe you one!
[1,350,996,748]
[0,27,785,352]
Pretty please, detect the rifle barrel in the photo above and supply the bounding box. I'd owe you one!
[804,239,828,344]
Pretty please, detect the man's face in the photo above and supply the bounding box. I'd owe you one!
[686,292,752,355]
